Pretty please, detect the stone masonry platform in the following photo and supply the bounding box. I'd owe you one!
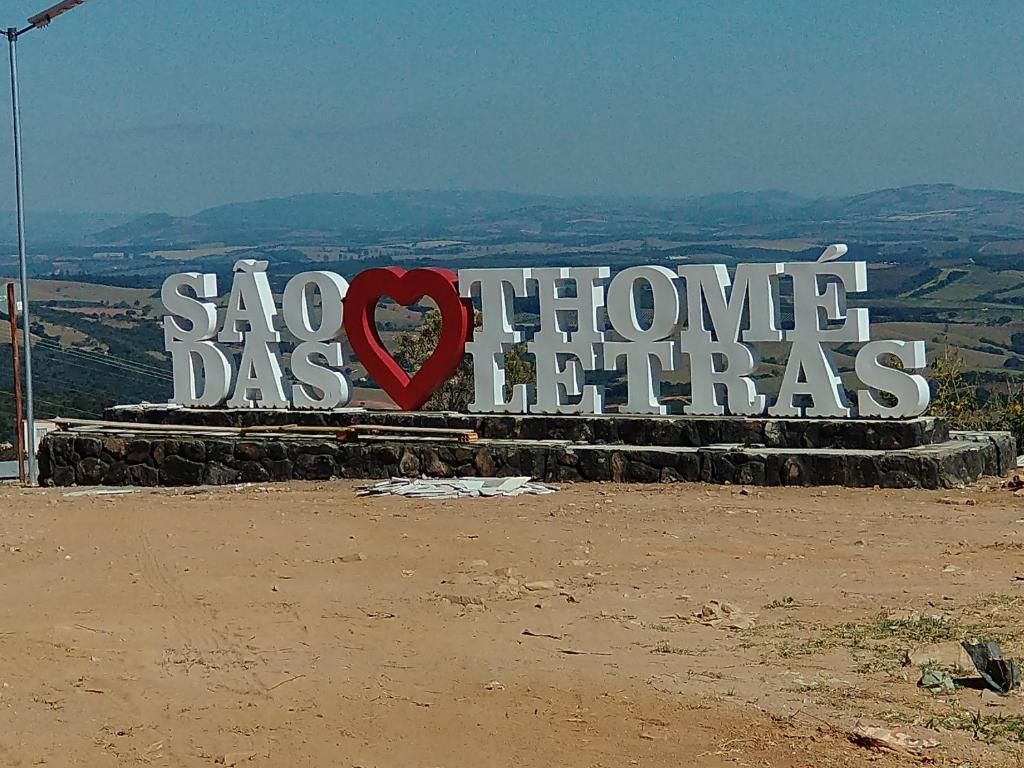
[33,406,1016,489]
[106,405,951,450]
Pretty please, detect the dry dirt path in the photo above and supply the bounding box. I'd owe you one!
[0,480,1022,766]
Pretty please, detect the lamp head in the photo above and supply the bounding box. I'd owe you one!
[28,0,85,29]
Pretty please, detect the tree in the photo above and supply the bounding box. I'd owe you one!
[392,309,534,411]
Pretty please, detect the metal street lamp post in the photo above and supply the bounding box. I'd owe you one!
[6,0,87,485]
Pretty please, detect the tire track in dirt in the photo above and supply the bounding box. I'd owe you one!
[133,518,269,697]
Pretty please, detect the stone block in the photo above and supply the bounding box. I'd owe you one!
[129,464,159,487]
[238,461,271,483]
[179,440,206,463]
[160,455,204,486]
[294,453,335,481]
[51,436,74,466]
[422,450,452,478]
[263,459,294,482]
[204,462,239,486]
[75,437,102,459]
[103,461,130,485]
[472,448,495,477]
[578,450,611,481]
[126,440,151,464]
[675,453,701,481]
[627,460,660,483]
[102,437,127,461]
[736,460,766,486]
[50,465,75,486]
[207,441,235,464]
[660,467,683,483]
[399,449,420,477]
[235,441,264,462]
[76,457,106,485]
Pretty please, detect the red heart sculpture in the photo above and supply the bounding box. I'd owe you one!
[343,267,473,411]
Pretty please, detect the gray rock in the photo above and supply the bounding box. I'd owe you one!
[628,461,660,483]
[75,437,102,459]
[103,461,130,485]
[130,463,160,487]
[238,461,270,483]
[660,467,683,483]
[235,441,263,462]
[151,442,167,466]
[76,457,106,485]
[126,439,151,463]
[263,458,293,482]
[207,441,234,464]
[782,457,806,486]
[578,450,611,481]
[102,437,127,461]
[610,452,627,482]
[51,436,74,466]
[294,453,334,480]
[399,450,420,477]
[51,465,75,486]
[179,440,206,463]
[204,462,239,486]
[422,450,452,478]
[160,455,204,486]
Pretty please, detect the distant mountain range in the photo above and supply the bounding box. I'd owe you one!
[0,211,132,245]
[12,183,1024,248]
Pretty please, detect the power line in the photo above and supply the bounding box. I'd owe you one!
[28,353,170,388]
[32,339,173,382]
[0,388,97,418]
[34,338,172,377]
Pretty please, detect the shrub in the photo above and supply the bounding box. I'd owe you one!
[929,348,1024,448]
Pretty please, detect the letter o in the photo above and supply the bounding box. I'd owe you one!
[606,265,679,342]
[283,271,349,342]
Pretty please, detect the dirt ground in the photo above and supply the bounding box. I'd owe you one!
[0,479,1023,767]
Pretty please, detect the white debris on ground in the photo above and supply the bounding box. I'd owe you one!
[358,476,557,499]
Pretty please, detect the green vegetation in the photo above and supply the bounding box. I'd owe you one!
[929,348,1024,447]
[774,614,961,661]
[392,309,534,411]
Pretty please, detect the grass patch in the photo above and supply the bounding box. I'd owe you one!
[651,641,695,655]
[764,596,799,610]
[982,542,1024,552]
[925,710,1024,744]
[773,614,960,660]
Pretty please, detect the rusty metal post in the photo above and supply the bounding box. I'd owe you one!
[6,281,25,484]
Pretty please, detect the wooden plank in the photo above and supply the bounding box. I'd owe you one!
[344,424,478,436]
[54,418,479,443]
[55,418,241,433]
[338,424,479,444]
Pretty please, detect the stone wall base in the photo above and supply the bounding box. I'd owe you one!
[39,428,1015,490]
[106,406,950,451]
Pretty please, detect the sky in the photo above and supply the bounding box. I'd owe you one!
[0,0,1021,214]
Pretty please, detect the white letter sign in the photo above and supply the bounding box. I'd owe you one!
[160,244,931,419]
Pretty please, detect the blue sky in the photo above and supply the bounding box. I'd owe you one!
[2,0,1022,214]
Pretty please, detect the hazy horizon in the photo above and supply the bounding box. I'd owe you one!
[0,0,1020,215]
[9,181,1024,220]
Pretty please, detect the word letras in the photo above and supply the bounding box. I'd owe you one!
[162,250,930,419]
